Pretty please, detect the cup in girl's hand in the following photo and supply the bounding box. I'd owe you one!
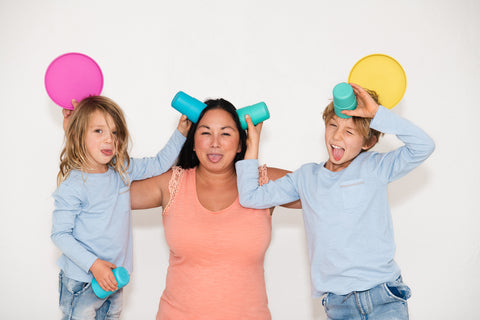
[92,267,130,299]
[236,102,270,130]
[171,91,207,123]
[333,82,357,119]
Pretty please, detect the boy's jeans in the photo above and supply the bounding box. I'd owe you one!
[321,276,411,320]
[59,271,123,320]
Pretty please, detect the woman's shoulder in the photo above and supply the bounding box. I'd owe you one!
[162,166,191,214]
[169,166,184,184]
[151,167,178,185]
[144,166,192,192]
[130,167,176,192]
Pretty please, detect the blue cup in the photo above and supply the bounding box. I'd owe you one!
[171,91,270,129]
[236,102,270,130]
[333,82,357,119]
[171,91,207,123]
[91,267,130,299]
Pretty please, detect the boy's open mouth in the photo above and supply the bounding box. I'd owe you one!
[331,145,344,161]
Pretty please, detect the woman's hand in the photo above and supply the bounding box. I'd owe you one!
[341,83,379,119]
[177,114,191,137]
[90,259,118,292]
[244,114,263,160]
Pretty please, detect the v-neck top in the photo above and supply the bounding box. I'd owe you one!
[157,167,272,320]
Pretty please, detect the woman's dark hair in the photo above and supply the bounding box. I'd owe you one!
[177,98,247,169]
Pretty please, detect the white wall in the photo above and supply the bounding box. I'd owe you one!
[1,0,478,319]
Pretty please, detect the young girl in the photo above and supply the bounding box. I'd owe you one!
[51,96,190,319]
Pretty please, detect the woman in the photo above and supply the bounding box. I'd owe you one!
[130,98,299,319]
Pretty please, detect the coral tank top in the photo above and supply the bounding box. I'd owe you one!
[156,167,272,320]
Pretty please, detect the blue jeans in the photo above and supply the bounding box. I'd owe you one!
[59,271,123,320]
[321,277,411,320]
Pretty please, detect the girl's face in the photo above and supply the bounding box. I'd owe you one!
[193,109,241,173]
[85,110,117,173]
[324,115,369,172]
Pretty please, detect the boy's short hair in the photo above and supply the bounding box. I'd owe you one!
[322,89,383,151]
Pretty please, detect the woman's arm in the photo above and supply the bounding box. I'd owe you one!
[266,167,302,209]
[239,115,302,209]
[243,114,261,160]
[130,170,171,210]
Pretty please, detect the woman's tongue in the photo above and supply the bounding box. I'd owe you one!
[207,153,223,163]
[332,146,344,161]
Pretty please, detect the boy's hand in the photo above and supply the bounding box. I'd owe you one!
[62,99,79,131]
[342,83,379,119]
[244,114,263,160]
[90,259,118,292]
[177,115,191,137]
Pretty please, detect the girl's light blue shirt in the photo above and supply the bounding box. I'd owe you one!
[52,130,186,283]
[236,106,435,296]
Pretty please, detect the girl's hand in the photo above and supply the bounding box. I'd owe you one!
[177,115,192,137]
[341,83,379,119]
[62,99,79,131]
[244,114,263,160]
[90,259,118,292]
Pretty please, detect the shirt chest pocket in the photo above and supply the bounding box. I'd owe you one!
[340,179,366,212]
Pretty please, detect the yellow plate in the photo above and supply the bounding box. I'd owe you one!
[348,54,406,109]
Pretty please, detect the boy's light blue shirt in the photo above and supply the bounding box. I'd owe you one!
[236,106,435,296]
[51,130,186,283]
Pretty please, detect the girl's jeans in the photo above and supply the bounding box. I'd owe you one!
[321,276,411,320]
[59,271,123,320]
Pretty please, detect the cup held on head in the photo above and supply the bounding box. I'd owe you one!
[237,102,270,130]
[171,91,270,130]
[333,82,357,119]
[171,91,207,123]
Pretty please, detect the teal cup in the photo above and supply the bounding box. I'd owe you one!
[171,91,270,129]
[236,102,270,130]
[92,267,130,299]
[333,82,357,118]
[171,91,207,123]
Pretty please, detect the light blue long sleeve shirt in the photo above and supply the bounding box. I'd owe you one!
[51,130,186,283]
[236,106,435,296]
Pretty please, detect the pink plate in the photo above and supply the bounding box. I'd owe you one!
[45,52,103,109]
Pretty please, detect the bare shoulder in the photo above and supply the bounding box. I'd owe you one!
[130,169,175,210]
[133,169,173,189]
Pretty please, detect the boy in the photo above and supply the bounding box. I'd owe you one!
[236,83,435,319]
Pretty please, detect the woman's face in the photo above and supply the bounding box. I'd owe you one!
[193,109,241,173]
